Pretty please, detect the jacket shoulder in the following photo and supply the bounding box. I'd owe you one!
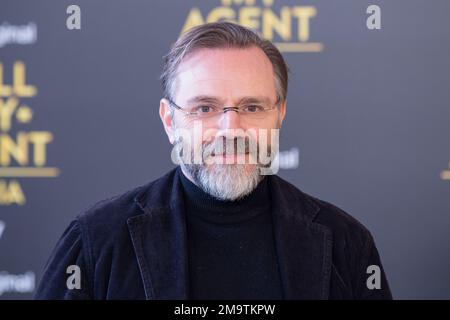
[76,168,177,241]
[273,175,373,242]
[76,183,145,234]
[308,193,372,242]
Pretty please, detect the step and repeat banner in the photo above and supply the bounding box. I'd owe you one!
[0,0,449,299]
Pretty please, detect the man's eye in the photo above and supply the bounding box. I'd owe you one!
[196,105,215,113]
[244,105,264,113]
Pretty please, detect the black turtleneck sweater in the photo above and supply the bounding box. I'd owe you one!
[180,171,283,300]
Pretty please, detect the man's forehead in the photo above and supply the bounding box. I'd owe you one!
[174,47,277,101]
[180,46,271,66]
[177,47,272,75]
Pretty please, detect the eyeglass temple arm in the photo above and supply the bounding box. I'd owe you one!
[166,97,195,115]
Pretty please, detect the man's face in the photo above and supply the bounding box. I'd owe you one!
[160,46,286,200]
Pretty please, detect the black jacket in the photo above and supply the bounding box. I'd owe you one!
[34,166,392,299]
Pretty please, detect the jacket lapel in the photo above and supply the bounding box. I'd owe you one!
[128,169,190,299]
[269,176,333,299]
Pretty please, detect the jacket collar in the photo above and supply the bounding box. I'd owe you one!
[128,167,332,299]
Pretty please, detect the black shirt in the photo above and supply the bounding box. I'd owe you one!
[180,171,284,299]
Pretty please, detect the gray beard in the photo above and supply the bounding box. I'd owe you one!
[173,133,274,201]
[180,162,264,201]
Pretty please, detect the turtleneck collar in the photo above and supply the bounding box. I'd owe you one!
[179,168,271,224]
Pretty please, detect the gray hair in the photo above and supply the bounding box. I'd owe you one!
[160,22,289,103]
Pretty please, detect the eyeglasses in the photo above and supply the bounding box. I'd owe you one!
[166,96,281,120]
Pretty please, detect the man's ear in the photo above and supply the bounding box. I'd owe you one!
[159,98,175,144]
[278,99,287,127]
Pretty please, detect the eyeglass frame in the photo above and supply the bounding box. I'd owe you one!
[165,95,282,118]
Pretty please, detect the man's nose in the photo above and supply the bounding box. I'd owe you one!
[218,108,241,130]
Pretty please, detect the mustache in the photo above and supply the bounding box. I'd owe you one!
[203,136,256,158]
[173,134,275,165]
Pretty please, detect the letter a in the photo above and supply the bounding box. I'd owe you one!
[66,265,81,289]
[366,265,381,290]
[366,5,381,30]
[66,5,81,30]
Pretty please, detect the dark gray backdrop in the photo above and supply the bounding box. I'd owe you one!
[0,0,449,299]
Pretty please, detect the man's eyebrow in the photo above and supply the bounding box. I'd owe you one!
[186,95,273,105]
[238,96,273,105]
[187,95,221,104]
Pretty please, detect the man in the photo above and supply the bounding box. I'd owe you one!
[35,22,392,300]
